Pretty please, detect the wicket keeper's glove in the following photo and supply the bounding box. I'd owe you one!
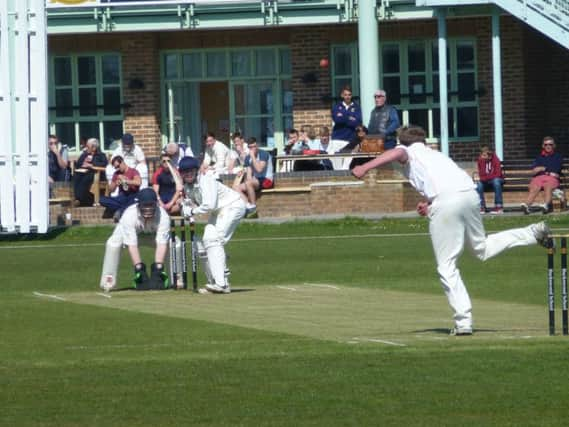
[150,263,169,289]
[133,263,149,288]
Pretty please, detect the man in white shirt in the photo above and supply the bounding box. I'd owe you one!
[352,125,551,336]
[99,188,171,291]
[179,157,246,294]
[201,132,232,175]
[109,133,148,188]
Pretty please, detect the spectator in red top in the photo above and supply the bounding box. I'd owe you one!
[100,155,142,222]
[476,146,504,214]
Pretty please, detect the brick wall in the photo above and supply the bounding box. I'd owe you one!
[290,27,332,131]
[121,33,162,156]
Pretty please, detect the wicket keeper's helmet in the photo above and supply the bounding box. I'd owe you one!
[178,156,200,172]
[136,188,158,219]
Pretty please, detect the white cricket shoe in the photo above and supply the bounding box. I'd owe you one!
[205,283,231,294]
[531,221,551,248]
[449,327,473,336]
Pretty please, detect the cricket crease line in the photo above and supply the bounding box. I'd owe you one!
[33,291,66,301]
[353,337,408,347]
[303,283,340,290]
[276,286,297,291]
[96,292,112,299]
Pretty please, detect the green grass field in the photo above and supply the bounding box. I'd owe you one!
[2,215,569,426]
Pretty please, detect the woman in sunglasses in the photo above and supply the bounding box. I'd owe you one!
[521,136,562,214]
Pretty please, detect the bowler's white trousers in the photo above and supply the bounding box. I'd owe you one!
[429,189,538,329]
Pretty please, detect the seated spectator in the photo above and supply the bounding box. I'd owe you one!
[228,132,249,173]
[161,142,188,168]
[319,126,330,153]
[73,138,108,206]
[521,136,563,214]
[292,125,324,171]
[48,134,69,195]
[338,125,368,169]
[152,153,183,215]
[476,146,504,214]
[318,126,334,171]
[284,128,299,155]
[109,133,148,189]
[233,137,274,218]
[100,155,142,222]
[201,131,232,176]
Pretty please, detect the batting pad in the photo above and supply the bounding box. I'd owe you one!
[100,240,122,291]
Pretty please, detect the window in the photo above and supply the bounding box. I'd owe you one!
[331,44,359,99]
[332,39,479,141]
[49,54,123,152]
[161,47,291,148]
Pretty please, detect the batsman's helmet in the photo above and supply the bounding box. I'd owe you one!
[178,156,200,172]
[136,188,158,219]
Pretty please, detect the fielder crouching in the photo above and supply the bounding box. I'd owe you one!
[178,157,246,294]
[100,187,171,291]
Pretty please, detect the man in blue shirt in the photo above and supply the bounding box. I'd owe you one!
[331,85,362,144]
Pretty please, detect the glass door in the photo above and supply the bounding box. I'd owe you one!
[166,81,201,155]
[230,80,276,148]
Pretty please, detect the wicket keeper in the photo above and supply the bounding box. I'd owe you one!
[100,188,171,291]
[178,157,246,293]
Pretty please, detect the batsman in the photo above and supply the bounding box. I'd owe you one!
[99,187,171,291]
[178,157,246,293]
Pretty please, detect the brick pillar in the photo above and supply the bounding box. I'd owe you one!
[121,33,162,157]
[291,27,333,132]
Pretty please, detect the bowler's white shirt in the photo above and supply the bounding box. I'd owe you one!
[399,143,475,201]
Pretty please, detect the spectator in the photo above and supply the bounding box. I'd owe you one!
[331,85,362,146]
[319,126,331,153]
[152,153,183,215]
[161,142,188,168]
[201,132,232,175]
[521,136,563,214]
[109,133,148,189]
[284,128,299,155]
[73,138,108,206]
[292,125,325,171]
[367,89,400,149]
[48,134,69,187]
[100,155,142,222]
[318,126,334,171]
[233,137,274,218]
[228,132,249,174]
[338,125,369,169]
[476,146,504,215]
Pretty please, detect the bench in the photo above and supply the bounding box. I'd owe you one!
[473,158,569,211]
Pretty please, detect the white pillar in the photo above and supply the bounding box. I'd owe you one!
[357,0,380,124]
[492,8,504,160]
[437,9,449,156]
